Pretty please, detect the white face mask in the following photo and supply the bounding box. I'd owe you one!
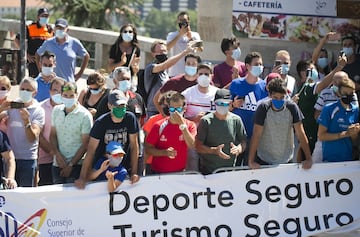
[0,90,8,100]
[122,32,134,42]
[19,90,33,103]
[39,17,49,26]
[197,75,211,87]
[41,66,53,76]
[215,105,229,115]
[109,157,123,167]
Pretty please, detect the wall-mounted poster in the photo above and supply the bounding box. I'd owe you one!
[232,0,360,43]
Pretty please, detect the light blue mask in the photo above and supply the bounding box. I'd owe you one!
[317,57,328,69]
[231,48,242,61]
[62,97,76,108]
[39,17,49,26]
[121,33,133,42]
[307,68,319,83]
[90,88,102,95]
[281,64,290,75]
[55,30,66,39]
[19,90,33,103]
[184,66,197,76]
[51,93,63,104]
[118,80,131,92]
[250,65,264,77]
[342,47,354,57]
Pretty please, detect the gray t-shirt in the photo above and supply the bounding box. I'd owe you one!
[254,99,303,164]
[144,63,169,113]
[196,112,247,174]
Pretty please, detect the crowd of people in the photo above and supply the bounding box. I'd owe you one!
[1,9,359,192]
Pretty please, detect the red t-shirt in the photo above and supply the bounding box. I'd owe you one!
[146,118,196,173]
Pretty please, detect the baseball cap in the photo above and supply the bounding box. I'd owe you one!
[106,141,125,155]
[215,88,231,101]
[38,8,49,16]
[55,18,68,28]
[108,89,128,106]
[265,73,281,85]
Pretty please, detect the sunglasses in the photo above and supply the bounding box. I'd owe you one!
[215,101,230,107]
[123,30,133,34]
[62,85,76,92]
[169,107,183,113]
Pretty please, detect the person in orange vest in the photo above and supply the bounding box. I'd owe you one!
[26,8,54,77]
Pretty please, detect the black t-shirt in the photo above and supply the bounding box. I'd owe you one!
[90,112,139,172]
[0,131,12,178]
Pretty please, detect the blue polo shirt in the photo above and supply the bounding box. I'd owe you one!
[318,100,359,162]
[36,36,88,82]
[34,74,51,102]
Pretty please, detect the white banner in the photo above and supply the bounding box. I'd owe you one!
[233,0,337,17]
[0,162,360,236]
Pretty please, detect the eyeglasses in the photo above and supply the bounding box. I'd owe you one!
[169,107,184,113]
[123,30,133,34]
[215,101,230,107]
[0,87,7,91]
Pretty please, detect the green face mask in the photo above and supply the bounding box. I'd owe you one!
[112,107,126,119]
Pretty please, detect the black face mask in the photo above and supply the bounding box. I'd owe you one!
[340,94,354,105]
[155,54,168,63]
[162,106,170,116]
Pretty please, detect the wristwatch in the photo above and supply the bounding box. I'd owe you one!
[25,123,31,129]
[68,161,74,167]
[179,124,187,131]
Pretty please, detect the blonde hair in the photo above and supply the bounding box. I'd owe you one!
[0,76,11,90]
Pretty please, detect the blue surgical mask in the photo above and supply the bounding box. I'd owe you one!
[184,66,197,76]
[121,32,134,42]
[19,90,33,103]
[342,47,354,57]
[55,29,66,39]
[51,93,63,104]
[39,17,49,26]
[231,48,242,61]
[118,80,131,92]
[250,65,264,77]
[272,99,285,110]
[281,64,290,75]
[62,97,76,108]
[317,57,328,69]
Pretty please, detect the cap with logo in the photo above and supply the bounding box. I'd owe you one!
[38,8,49,16]
[215,88,231,102]
[55,18,68,28]
[108,89,128,106]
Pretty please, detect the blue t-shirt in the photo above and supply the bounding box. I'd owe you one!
[230,77,267,137]
[94,157,127,182]
[36,36,88,82]
[318,100,359,162]
[34,74,51,102]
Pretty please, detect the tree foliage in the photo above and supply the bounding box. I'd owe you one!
[44,0,143,30]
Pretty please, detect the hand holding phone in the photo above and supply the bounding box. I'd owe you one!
[275,60,282,67]
[10,101,25,109]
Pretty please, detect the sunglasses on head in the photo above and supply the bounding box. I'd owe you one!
[215,101,230,107]
[169,107,183,113]
[62,85,76,92]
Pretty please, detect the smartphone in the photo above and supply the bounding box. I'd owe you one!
[10,101,25,109]
[339,50,345,57]
[192,40,203,48]
[306,69,312,78]
[180,19,188,28]
[275,60,282,67]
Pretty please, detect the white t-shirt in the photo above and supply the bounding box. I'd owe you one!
[166,31,201,77]
[181,85,218,119]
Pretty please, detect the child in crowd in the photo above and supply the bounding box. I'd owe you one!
[89,141,127,192]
